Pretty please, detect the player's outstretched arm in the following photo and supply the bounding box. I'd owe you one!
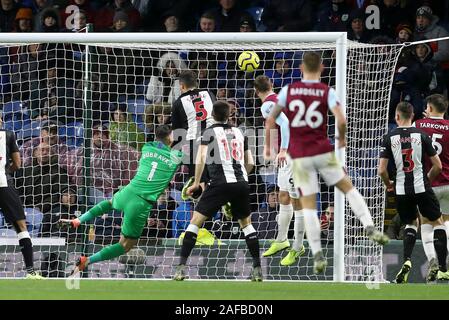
[187,144,208,195]
[244,149,254,174]
[428,154,442,183]
[378,158,394,192]
[274,112,290,168]
[264,103,284,160]
[330,105,347,148]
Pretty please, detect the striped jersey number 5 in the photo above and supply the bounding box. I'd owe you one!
[220,139,243,161]
[432,133,443,155]
[401,149,414,173]
[147,161,158,181]
[289,100,323,128]
[194,100,207,121]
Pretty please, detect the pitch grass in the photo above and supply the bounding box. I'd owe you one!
[0,280,448,300]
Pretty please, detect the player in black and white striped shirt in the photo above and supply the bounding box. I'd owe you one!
[378,102,447,282]
[171,70,216,192]
[0,114,42,279]
[173,101,262,281]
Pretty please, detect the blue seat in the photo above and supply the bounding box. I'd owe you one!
[2,101,23,121]
[126,98,147,124]
[60,122,84,148]
[16,120,42,141]
[246,6,265,31]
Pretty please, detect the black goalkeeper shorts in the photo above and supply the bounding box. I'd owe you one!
[195,182,250,219]
[0,186,26,224]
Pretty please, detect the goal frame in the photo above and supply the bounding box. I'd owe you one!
[0,31,348,281]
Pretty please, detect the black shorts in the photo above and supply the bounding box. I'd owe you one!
[0,186,26,224]
[195,181,250,219]
[396,190,441,224]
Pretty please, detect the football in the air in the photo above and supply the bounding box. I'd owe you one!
[237,51,260,72]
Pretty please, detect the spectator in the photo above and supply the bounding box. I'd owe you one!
[59,124,139,204]
[40,7,60,32]
[0,0,20,32]
[20,121,69,167]
[264,52,301,92]
[389,42,434,122]
[13,8,34,32]
[162,12,182,32]
[413,42,444,95]
[145,102,171,140]
[61,8,88,32]
[142,0,194,32]
[215,81,234,101]
[377,0,410,40]
[189,58,217,91]
[414,6,449,95]
[320,205,334,241]
[60,0,96,31]
[198,11,216,32]
[32,0,53,32]
[110,9,131,32]
[95,0,141,32]
[316,0,352,32]
[251,185,279,239]
[45,186,79,236]
[10,43,42,101]
[145,52,187,104]
[395,23,413,43]
[239,16,256,32]
[109,103,145,151]
[347,9,372,43]
[15,143,69,215]
[262,0,313,32]
[212,0,253,32]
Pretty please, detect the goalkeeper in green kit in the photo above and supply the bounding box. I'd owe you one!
[59,125,183,275]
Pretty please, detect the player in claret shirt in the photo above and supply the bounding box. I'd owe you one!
[265,51,388,274]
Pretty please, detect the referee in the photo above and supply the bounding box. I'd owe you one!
[0,113,42,279]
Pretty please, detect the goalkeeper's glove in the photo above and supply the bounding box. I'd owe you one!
[57,218,81,229]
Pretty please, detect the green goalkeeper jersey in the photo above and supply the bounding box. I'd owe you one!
[128,141,183,202]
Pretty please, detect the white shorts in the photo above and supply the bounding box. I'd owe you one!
[433,185,449,215]
[292,151,345,197]
[277,157,299,199]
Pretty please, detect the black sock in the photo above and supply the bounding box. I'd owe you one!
[245,232,261,268]
[434,228,448,272]
[403,228,417,262]
[19,238,34,273]
[179,231,197,266]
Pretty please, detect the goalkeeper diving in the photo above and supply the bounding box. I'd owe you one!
[59,125,183,275]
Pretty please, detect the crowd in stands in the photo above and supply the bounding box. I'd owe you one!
[0,0,448,240]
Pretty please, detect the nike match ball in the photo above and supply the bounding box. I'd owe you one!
[237,51,260,72]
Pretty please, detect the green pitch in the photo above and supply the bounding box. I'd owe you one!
[0,280,448,300]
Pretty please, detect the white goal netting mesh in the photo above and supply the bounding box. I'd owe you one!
[0,39,402,280]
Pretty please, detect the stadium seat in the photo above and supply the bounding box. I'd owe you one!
[246,6,266,31]
[60,122,84,148]
[16,120,42,142]
[126,98,147,124]
[2,101,23,121]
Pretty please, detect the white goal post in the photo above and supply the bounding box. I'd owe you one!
[0,32,402,282]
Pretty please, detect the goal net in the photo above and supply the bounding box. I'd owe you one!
[0,33,402,281]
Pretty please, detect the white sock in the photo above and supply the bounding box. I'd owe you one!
[421,223,436,261]
[292,210,305,251]
[303,208,322,255]
[444,220,449,254]
[276,204,293,242]
[346,188,374,228]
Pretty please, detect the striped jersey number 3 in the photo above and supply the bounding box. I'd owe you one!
[147,161,158,181]
[401,149,414,173]
[289,100,323,128]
